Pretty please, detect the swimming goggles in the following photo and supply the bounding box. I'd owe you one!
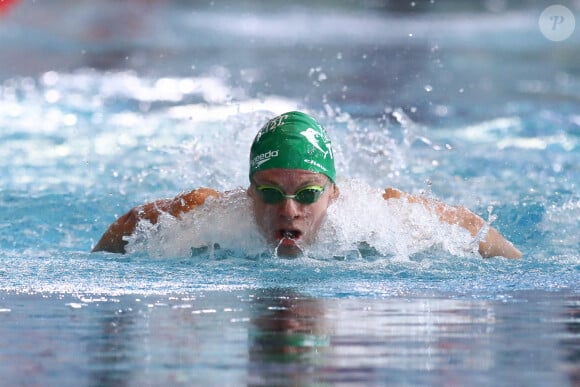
[254,181,329,205]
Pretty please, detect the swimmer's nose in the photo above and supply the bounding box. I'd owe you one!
[278,197,300,220]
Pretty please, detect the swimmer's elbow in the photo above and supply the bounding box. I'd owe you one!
[91,209,139,254]
[479,244,522,259]
[478,227,522,259]
[91,237,128,254]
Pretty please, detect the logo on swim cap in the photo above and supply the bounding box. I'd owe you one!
[249,111,335,182]
[250,149,279,169]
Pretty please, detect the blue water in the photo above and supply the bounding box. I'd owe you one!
[1,1,579,386]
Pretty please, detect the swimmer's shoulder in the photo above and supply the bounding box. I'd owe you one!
[92,187,219,254]
[382,187,403,200]
[169,187,220,217]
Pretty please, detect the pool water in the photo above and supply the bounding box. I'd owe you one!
[1,1,579,386]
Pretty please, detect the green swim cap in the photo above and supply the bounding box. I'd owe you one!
[249,111,336,182]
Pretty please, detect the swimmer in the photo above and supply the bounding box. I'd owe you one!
[92,111,522,259]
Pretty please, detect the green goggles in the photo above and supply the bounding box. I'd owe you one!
[254,182,329,205]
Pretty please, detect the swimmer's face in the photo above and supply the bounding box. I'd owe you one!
[248,169,339,257]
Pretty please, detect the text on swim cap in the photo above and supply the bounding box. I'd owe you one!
[264,114,289,131]
[303,158,328,172]
[254,114,289,143]
[251,149,279,168]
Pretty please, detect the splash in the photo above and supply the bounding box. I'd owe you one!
[124,180,480,261]
[125,189,268,258]
[312,179,479,260]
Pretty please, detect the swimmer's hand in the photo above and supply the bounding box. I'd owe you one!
[91,188,219,254]
[383,188,522,259]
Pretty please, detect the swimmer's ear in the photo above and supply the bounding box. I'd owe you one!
[330,184,340,201]
[247,185,256,199]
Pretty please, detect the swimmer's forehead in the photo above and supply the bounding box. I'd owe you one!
[252,169,329,187]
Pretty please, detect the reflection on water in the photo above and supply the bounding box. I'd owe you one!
[87,304,140,387]
[562,298,580,386]
[248,289,331,385]
[247,289,498,385]
[0,290,577,386]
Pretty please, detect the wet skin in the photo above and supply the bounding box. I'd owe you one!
[247,169,340,257]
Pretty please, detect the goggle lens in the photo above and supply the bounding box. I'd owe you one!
[256,184,327,204]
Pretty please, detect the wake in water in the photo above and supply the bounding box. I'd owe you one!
[125,179,480,261]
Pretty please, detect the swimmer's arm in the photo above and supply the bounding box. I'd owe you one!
[91,188,219,254]
[383,188,522,259]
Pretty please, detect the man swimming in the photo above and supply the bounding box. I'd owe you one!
[92,111,522,259]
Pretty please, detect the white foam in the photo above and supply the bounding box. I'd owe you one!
[314,179,479,260]
[125,180,480,260]
[126,189,268,258]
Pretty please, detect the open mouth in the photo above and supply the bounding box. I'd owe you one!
[276,229,302,242]
[274,229,305,258]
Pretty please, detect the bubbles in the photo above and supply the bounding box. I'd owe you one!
[308,67,328,87]
[44,89,61,103]
[41,71,60,86]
